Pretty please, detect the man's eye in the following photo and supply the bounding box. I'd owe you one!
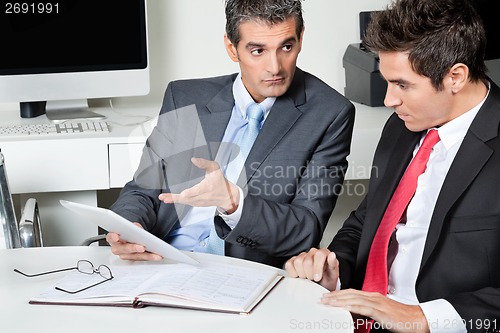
[251,49,264,56]
[282,44,292,52]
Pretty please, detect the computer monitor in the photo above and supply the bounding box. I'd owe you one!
[470,0,500,85]
[0,0,150,121]
[470,0,499,61]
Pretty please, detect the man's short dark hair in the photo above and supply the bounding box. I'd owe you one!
[363,0,488,90]
[225,0,304,46]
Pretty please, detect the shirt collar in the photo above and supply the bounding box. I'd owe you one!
[232,73,276,120]
[432,86,490,150]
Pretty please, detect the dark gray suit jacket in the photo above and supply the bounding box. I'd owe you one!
[112,68,355,268]
[330,80,500,331]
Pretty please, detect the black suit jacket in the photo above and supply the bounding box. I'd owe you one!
[112,68,355,268]
[329,80,500,331]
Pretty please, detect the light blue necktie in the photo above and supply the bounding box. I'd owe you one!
[239,103,265,158]
[206,103,264,255]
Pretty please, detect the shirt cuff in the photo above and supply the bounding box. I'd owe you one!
[216,186,244,229]
[335,279,341,291]
[419,299,467,333]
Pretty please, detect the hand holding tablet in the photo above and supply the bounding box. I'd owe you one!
[60,200,198,265]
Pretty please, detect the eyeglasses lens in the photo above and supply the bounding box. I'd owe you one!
[77,260,95,275]
[97,265,113,279]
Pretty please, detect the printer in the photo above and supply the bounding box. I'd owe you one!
[343,11,387,107]
[343,43,387,107]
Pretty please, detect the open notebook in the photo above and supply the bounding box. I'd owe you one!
[29,261,282,314]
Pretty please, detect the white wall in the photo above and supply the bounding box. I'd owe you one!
[115,0,390,107]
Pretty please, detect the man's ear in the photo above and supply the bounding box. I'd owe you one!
[224,34,239,63]
[448,63,469,94]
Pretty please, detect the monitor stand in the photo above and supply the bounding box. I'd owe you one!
[20,99,106,123]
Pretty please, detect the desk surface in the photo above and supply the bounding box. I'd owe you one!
[1,246,354,333]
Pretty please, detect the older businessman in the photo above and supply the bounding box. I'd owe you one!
[106,0,355,268]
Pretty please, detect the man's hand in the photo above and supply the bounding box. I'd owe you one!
[285,249,430,333]
[105,222,163,261]
[284,248,340,291]
[321,289,430,333]
[158,157,240,214]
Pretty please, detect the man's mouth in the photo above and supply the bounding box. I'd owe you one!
[264,77,284,84]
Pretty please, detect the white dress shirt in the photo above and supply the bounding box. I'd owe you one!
[388,92,488,332]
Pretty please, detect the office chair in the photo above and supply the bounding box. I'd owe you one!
[80,234,107,246]
[18,198,43,247]
[1,151,43,249]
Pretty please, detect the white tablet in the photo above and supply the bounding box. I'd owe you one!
[60,200,199,265]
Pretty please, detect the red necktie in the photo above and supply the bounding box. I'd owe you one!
[356,129,440,333]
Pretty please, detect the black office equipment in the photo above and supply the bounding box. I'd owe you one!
[471,0,500,61]
[0,0,149,121]
[343,11,387,107]
[470,0,500,87]
[343,43,386,107]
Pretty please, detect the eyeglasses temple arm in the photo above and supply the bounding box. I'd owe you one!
[13,266,77,277]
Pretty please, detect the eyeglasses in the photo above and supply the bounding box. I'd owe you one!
[14,259,114,294]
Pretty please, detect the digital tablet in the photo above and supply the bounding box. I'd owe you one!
[60,200,199,265]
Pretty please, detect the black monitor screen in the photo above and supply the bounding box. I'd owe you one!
[471,0,500,60]
[0,0,148,75]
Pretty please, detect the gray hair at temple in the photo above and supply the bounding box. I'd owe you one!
[225,0,304,46]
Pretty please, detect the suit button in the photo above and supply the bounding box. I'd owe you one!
[236,236,249,246]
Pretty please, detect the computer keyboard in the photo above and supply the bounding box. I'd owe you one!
[0,120,110,138]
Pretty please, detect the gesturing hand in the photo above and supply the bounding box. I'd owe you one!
[158,157,240,214]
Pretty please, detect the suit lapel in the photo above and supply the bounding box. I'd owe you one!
[419,135,492,270]
[419,81,500,272]
[204,78,236,147]
[242,96,302,181]
[176,77,235,219]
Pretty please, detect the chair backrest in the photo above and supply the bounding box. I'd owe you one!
[0,151,43,249]
[19,198,43,247]
[0,151,21,249]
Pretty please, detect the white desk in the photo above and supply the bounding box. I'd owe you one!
[1,246,354,333]
[0,105,159,246]
[0,103,392,245]
[0,105,159,194]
